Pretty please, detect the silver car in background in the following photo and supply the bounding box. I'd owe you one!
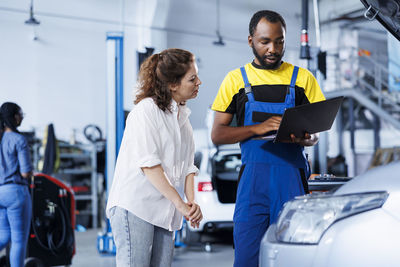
[260,162,400,267]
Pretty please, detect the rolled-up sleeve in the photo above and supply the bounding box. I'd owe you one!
[129,103,162,168]
[17,137,32,173]
[187,165,199,177]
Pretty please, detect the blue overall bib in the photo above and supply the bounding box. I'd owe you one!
[233,66,310,267]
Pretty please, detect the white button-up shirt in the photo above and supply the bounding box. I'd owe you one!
[106,98,198,231]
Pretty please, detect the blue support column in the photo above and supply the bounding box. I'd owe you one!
[106,32,124,165]
[98,32,124,255]
[113,35,124,154]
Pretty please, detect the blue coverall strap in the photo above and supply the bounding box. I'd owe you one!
[289,66,299,89]
[240,67,252,94]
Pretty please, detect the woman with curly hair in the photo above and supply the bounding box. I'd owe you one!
[106,48,203,267]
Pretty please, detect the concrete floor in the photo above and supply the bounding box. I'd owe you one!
[72,229,234,267]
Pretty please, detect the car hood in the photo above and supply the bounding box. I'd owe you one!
[334,162,400,195]
[360,0,400,41]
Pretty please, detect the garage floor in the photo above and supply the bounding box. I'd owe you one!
[73,229,234,267]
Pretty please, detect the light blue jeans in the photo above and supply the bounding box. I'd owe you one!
[0,184,32,267]
[109,206,174,267]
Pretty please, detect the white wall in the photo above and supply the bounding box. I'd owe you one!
[0,0,327,139]
[0,0,169,142]
[0,0,129,142]
[9,0,399,176]
[164,0,312,128]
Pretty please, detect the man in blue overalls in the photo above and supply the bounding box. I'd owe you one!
[211,10,325,267]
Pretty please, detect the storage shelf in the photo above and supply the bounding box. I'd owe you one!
[59,153,90,159]
[75,195,93,201]
[59,169,93,175]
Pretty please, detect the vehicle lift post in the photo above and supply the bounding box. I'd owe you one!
[97,32,124,255]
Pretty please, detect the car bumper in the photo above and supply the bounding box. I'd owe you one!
[259,224,317,267]
[260,208,400,267]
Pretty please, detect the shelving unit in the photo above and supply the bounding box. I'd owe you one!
[57,143,99,228]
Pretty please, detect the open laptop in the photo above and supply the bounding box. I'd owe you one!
[253,96,344,142]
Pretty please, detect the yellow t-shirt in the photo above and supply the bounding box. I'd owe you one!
[212,62,325,126]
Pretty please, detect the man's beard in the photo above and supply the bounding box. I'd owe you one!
[251,43,284,70]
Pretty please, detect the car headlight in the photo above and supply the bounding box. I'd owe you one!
[275,191,388,244]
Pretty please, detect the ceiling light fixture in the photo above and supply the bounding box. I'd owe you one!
[25,0,40,26]
[213,0,225,46]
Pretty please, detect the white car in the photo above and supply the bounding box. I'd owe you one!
[182,144,241,246]
[259,162,400,267]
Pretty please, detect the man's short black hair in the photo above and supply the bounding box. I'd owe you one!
[249,10,286,36]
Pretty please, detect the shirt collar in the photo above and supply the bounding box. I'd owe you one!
[171,99,191,126]
[171,99,179,112]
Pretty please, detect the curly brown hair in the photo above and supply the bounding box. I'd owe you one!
[135,48,194,112]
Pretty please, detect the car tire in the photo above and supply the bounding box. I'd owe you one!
[24,257,45,267]
[0,255,8,267]
[204,242,212,252]
[182,221,201,245]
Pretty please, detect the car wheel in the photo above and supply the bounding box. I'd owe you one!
[0,255,8,267]
[24,257,45,267]
[204,242,212,252]
[182,221,201,245]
